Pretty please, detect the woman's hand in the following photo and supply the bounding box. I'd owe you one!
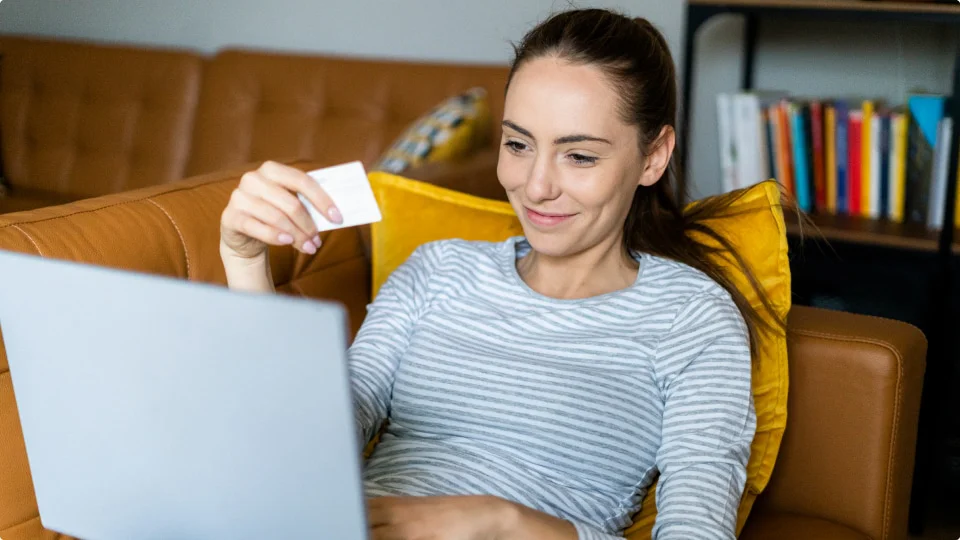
[368,495,514,540]
[219,160,342,261]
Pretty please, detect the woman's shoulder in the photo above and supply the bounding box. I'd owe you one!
[641,253,733,302]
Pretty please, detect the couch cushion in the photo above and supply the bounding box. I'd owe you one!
[185,50,508,176]
[740,511,871,540]
[366,173,791,539]
[0,37,202,198]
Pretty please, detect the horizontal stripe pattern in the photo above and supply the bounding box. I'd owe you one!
[349,237,754,539]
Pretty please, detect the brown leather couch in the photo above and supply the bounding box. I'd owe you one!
[0,36,508,214]
[0,161,927,540]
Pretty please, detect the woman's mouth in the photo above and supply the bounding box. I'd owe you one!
[524,207,577,228]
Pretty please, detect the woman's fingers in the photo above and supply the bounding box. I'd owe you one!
[226,189,317,254]
[259,160,343,225]
[239,170,320,248]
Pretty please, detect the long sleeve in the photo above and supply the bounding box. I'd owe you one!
[574,521,625,539]
[346,242,444,446]
[651,290,755,540]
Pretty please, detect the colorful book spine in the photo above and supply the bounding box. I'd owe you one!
[791,103,812,212]
[765,108,778,186]
[879,114,890,220]
[849,110,863,216]
[891,112,907,223]
[811,101,826,212]
[777,101,795,197]
[825,104,838,213]
[869,112,883,219]
[861,100,875,217]
[836,101,849,214]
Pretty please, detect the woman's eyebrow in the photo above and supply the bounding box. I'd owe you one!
[502,120,612,146]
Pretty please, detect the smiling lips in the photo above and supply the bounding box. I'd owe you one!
[524,207,577,227]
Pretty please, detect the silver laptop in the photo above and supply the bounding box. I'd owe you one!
[0,250,367,540]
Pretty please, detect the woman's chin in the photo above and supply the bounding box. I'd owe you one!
[522,229,578,258]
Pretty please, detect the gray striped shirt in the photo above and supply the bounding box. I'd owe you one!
[350,237,755,539]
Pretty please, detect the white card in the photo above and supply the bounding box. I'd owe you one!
[297,161,383,232]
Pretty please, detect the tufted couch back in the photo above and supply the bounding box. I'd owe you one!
[0,36,510,214]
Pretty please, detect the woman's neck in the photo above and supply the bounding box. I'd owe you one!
[517,234,639,300]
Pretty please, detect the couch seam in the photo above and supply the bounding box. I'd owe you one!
[0,179,237,230]
[9,224,43,256]
[790,327,906,540]
[145,198,191,278]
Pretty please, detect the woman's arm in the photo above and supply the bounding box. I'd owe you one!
[652,291,755,540]
[348,242,444,445]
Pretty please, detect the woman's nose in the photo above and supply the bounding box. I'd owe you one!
[524,158,560,202]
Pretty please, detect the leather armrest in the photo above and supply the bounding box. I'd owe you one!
[401,148,505,201]
[756,306,926,540]
[741,511,871,540]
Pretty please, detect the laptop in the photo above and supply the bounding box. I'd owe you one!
[0,250,368,540]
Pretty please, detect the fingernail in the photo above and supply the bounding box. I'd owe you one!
[278,233,294,245]
[302,240,317,255]
[327,207,343,224]
[312,235,322,248]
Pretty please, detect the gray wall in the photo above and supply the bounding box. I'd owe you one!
[0,0,683,64]
[0,0,953,199]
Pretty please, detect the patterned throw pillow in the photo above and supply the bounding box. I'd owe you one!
[374,87,491,174]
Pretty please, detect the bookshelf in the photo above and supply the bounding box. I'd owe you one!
[679,1,960,534]
[680,0,960,255]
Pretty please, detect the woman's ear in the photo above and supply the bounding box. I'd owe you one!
[638,126,676,187]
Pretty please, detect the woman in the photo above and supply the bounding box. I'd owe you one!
[220,9,779,540]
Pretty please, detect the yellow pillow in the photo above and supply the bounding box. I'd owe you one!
[367,172,790,539]
[373,87,492,175]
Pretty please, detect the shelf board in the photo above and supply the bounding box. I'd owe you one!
[784,212,941,252]
[689,0,960,16]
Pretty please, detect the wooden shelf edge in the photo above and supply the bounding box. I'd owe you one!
[784,213,940,252]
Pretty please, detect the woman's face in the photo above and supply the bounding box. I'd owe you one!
[498,56,668,258]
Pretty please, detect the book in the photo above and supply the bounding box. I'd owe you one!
[869,112,883,219]
[835,100,849,214]
[905,95,946,224]
[849,110,863,216]
[928,118,953,229]
[791,102,813,212]
[776,101,795,197]
[825,104,838,213]
[717,93,738,192]
[891,112,908,223]
[879,114,890,220]
[861,100,875,218]
[765,108,778,188]
[811,101,826,212]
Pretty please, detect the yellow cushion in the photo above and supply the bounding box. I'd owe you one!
[373,87,492,175]
[367,171,790,539]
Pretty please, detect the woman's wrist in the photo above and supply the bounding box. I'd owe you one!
[496,499,578,540]
[220,242,275,293]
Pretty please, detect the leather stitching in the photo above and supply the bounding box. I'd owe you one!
[145,198,191,279]
[10,224,43,256]
[790,327,909,540]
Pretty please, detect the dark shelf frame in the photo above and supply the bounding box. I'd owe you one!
[679,1,960,534]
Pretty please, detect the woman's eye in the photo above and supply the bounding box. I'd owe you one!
[569,153,598,165]
[504,140,528,153]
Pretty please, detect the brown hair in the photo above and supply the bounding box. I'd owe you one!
[508,9,785,360]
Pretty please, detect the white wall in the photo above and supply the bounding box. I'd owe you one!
[0,0,683,65]
[1,0,953,199]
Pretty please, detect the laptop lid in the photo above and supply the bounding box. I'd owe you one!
[0,250,367,540]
